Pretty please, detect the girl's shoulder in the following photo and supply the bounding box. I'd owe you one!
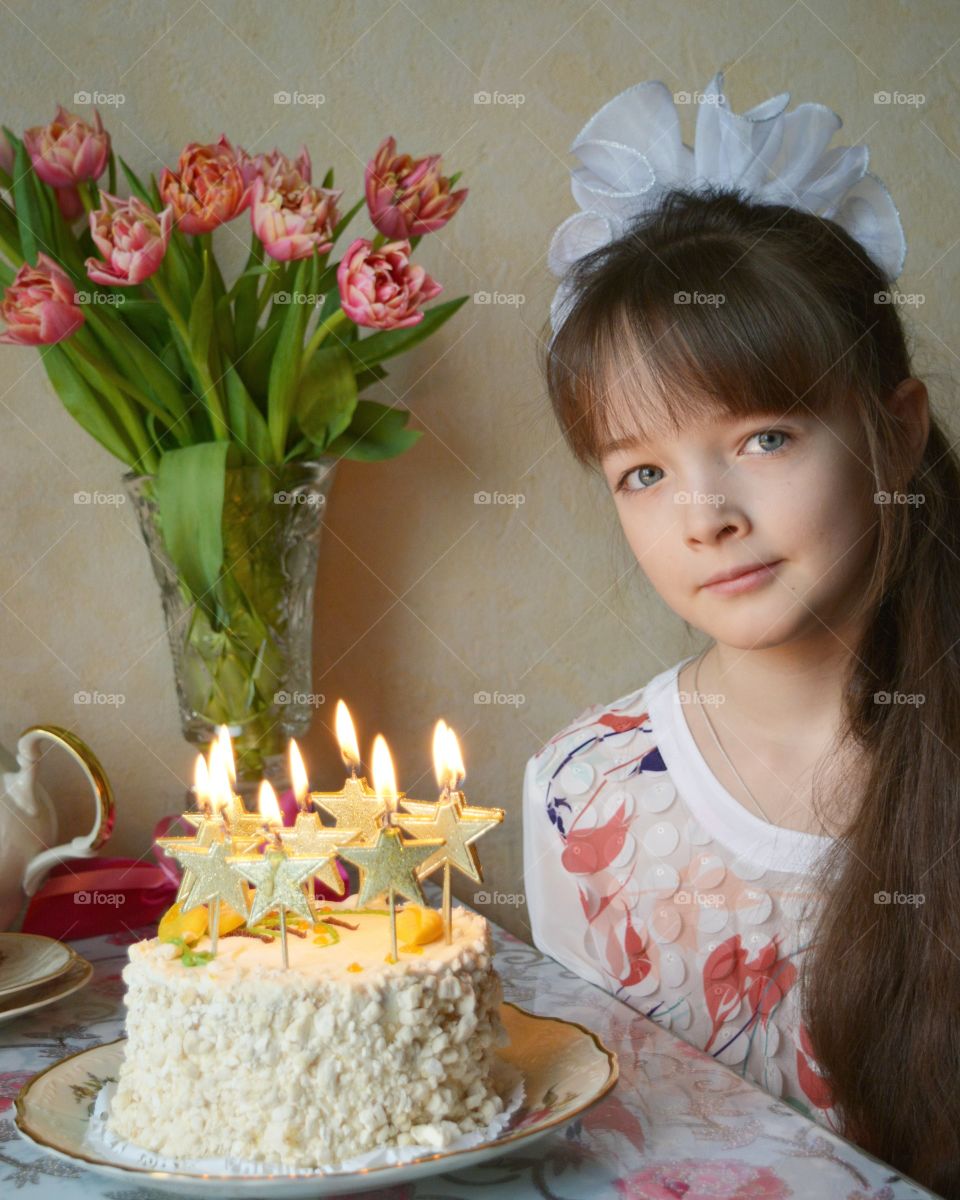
[526,657,685,776]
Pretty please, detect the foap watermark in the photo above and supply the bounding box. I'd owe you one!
[74,690,125,707]
[674,888,725,908]
[273,291,326,307]
[874,290,925,307]
[874,490,925,506]
[75,890,126,906]
[473,90,525,107]
[473,290,525,307]
[274,90,325,107]
[673,89,726,107]
[474,690,525,708]
[76,290,125,306]
[274,691,326,708]
[874,90,925,108]
[474,890,524,908]
[874,890,925,905]
[873,691,926,707]
[675,490,725,507]
[74,490,126,506]
[274,490,326,507]
[474,490,525,508]
[675,688,725,709]
[674,290,725,306]
[74,90,125,108]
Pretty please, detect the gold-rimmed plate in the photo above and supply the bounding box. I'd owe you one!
[15,1001,618,1197]
[0,933,75,999]
[0,953,93,1025]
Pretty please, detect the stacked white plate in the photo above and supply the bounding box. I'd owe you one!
[0,933,93,1025]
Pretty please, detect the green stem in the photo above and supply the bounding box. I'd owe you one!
[151,273,229,441]
[70,334,187,443]
[78,181,96,216]
[149,272,190,343]
[301,309,349,371]
[61,340,157,473]
[255,259,284,319]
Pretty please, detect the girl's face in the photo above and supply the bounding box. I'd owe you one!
[598,385,879,651]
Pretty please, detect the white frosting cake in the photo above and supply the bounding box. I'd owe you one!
[107,900,507,1168]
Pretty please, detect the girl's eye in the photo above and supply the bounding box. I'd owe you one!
[744,429,791,455]
[616,464,663,493]
[614,429,792,496]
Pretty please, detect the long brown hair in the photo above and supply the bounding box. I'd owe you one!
[538,185,960,1197]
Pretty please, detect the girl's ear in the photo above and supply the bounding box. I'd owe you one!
[886,377,930,478]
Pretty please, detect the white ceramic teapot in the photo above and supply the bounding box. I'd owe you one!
[0,725,115,931]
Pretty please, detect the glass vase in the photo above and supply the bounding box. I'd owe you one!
[124,459,337,799]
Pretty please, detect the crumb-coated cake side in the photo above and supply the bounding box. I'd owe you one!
[106,903,506,1168]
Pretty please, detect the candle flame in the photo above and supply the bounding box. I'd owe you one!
[432,719,448,788]
[216,724,236,784]
[289,738,309,807]
[372,733,397,814]
[335,700,361,771]
[433,721,465,792]
[207,741,234,818]
[258,779,282,826]
[193,753,210,812]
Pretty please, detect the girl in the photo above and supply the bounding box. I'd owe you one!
[522,183,960,1198]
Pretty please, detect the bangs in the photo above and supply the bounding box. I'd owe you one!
[545,230,859,465]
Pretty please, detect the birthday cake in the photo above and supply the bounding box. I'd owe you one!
[105,898,508,1168]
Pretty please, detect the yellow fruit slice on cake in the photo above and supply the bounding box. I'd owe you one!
[395,904,443,946]
[159,883,253,943]
[158,901,207,945]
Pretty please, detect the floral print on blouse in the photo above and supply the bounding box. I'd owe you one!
[522,654,841,1130]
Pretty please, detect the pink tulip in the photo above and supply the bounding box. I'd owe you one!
[23,104,110,188]
[238,144,312,191]
[0,253,85,345]
[159,134,249,235]
[250,174,342,262]
[85,192,173,286]
[365,135,467,239]
[337,237,442,329]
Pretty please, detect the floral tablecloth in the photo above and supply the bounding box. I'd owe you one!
[0,918,940,1199]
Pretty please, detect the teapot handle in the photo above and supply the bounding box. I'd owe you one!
[16,725,116,897]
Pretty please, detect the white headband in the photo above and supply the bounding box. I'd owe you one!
[548,68,907,334]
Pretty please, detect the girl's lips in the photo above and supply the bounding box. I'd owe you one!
[701,560,783,595]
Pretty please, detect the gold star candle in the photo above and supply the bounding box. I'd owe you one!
[397,721,503,944]
[338,733,442,962]
[228,844,332,969]
[280,738,355,899]
[157,748,261,930]
[312,701,387,843]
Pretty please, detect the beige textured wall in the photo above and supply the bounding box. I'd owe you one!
[1,2,957,940]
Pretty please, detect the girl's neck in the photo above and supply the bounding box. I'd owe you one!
[696,635,856,749]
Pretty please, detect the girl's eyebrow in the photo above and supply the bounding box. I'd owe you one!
[600,414,808,457]
[600,434,649,456]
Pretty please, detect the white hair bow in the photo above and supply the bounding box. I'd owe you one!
[548,69,907,334]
